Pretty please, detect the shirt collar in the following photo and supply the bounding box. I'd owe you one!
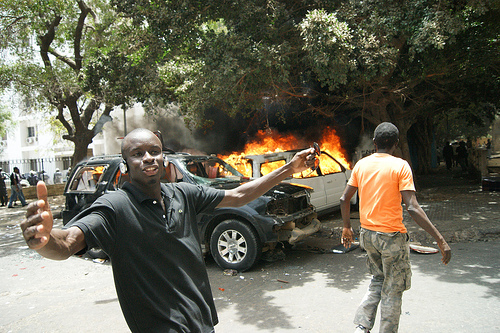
[122,182,173,203]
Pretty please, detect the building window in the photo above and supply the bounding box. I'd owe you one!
[28,126,36,138]
[63,157,72,170]
[29,159,38,172]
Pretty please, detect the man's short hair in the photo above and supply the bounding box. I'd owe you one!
[373,122,399,149]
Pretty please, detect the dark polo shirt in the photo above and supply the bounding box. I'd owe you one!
[66,182,224,333]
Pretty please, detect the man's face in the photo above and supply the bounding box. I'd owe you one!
[122,131,164,189]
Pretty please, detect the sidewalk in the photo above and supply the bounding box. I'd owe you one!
[319,165,500,246]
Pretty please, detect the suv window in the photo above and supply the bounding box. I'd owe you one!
[68,165,109,192]
[179,157,244,185]
[259,159,286,177]
[250,152,346,180]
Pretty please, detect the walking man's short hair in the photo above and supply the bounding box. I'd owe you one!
[373,122,399,149]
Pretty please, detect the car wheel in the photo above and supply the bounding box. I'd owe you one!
[209,219,262,272]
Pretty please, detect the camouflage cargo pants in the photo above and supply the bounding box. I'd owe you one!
[354,228,412,333]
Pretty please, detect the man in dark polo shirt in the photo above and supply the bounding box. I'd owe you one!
[21,128,318,333]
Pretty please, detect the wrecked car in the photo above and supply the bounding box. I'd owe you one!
[62,152,320,271]
[237,149,356,215]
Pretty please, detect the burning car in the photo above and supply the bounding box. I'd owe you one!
[218,128,357,215]
[239,148,356,215]
[62,152,319,271]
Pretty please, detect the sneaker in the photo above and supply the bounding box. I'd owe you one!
[354,325,370,333]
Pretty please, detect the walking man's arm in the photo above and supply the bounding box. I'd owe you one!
[401,190,451,264]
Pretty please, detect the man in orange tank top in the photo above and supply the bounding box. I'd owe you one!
[340,122,451,333]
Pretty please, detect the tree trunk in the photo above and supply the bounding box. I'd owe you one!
[71,131,95,166]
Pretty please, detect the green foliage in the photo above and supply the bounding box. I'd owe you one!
[1,0,497,168]
[0,0,168,163]
[0,104,12,138]
[118,0,498,136]
[299,10,356,89]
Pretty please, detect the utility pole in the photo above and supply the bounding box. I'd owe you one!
[123,105,127,136]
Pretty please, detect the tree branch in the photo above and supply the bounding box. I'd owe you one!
[38,15,62,69]
[75,1,93,71]
[47,48,77,69]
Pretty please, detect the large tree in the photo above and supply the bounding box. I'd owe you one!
[123,0,499,170]
[0,0,163,165]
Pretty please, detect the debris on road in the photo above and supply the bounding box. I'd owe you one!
[409,243,439,254]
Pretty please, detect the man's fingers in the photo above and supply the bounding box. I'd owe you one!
[36,181,52,217]
[26,235,49,250]
[24,201,44,219]
[341,238,352,249]
[442,250,451,265]
[438,243,452,265]
[37,180,49,202]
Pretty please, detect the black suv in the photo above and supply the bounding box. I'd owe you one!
[62,152,319,271]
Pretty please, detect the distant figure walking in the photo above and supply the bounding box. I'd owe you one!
[53,168,63,184]
[8,167,27,208]
[0,168,8,206]
[442,141,454,170]
[486,139,492,159]
[456,141,468,172]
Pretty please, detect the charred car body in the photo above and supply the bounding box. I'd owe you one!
[62,152,319,271]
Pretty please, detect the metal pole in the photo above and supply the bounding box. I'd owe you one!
[123,106,127,136]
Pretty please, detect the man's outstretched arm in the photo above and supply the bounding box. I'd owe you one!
[21,181,86,260]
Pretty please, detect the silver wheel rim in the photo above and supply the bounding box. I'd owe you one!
[217,229,248,264]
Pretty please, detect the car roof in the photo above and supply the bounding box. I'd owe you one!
[244,149,301,163]
[75,154,122,167]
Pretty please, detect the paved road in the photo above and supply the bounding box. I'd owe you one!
[1,172,499,332]
[2,238,499,332]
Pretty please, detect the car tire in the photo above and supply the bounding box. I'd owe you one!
[209,219,262,272]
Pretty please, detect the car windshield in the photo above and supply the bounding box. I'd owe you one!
[178,156,245,185]
[68,164,109,192]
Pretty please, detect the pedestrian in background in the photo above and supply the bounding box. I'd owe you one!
[456,141,468,172]
[27,171,38,186]
[53,168,63,184]
[486,138,492,159]
[0,168,8,206]
[340,122,451,333]
[442,141,453,171]
[8,167,27,208]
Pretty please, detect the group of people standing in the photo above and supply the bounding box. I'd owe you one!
[0,166,27,208]
[442,140,469,172]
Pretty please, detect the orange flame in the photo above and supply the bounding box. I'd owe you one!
[219,127,351,178]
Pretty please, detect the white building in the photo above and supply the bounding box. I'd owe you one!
[0,101,154,184]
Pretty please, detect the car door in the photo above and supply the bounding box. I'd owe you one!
[318,153,349,211]
[287,173,328,210]
[289,152,349,214]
